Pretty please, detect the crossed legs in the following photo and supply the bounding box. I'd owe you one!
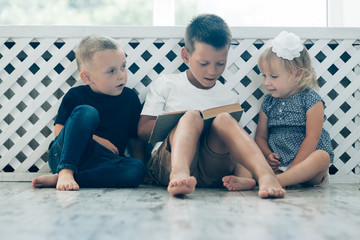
[276,150,330,187]
[32,106,99,191]
[32,105,146,191]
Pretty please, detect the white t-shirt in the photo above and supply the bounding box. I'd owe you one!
[141,71,240,151]
[141,71,239,116]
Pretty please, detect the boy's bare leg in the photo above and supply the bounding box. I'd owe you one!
[56,169,79,191]
[32,174,58,188]
[276,150,330,187]
[32,169,80,191]
[32,169,79,191]
[167,111,202,195]
[210,113,285,198]
[222,163,256,191]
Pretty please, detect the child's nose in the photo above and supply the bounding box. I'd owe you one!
[263,77,270,86]
[207,65,217,75]
[118,70,126,80]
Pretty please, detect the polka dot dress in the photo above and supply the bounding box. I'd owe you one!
[261,89,334,167]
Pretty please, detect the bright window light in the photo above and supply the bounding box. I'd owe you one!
[0,0,359,27]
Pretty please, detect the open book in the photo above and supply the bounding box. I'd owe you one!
[148,103,243,144]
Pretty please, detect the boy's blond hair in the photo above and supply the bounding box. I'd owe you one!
[257,45,318,91]
[75,35,120,71]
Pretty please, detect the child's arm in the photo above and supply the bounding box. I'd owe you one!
[255,110,280,170]
[93,135,119,155]
[56,123,119,154]
[54,124,64,137]
[288,101,324,167]
[137,115,157,141]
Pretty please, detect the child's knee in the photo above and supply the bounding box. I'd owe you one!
[179,110,203,128]
[73,105,100,125]
[183,110,202,120]
[213,112,238,128]
[314,150,331,166]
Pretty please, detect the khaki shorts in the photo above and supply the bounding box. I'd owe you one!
[148,134,235,187]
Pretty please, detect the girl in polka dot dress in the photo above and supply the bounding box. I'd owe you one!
[255,31,334,187]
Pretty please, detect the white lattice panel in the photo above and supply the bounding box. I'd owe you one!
[0,27,359,182]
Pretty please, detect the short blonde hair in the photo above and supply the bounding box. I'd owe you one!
[75,35,120,71]
[257,44,318,91]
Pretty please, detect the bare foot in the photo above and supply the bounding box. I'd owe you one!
[222,175,256,191]
[257,174,286,198]
[56,169,79,191]
[167,174,197,196]
[32,174,59,188]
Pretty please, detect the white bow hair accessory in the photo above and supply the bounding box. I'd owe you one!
[271,31,303,60]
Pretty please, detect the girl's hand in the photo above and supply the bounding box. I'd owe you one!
[266,152,281,170]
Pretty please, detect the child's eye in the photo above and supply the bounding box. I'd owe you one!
[271,75,278,79]
[200,62,208,66]
[108,68,116,74]
[121,64,127,70]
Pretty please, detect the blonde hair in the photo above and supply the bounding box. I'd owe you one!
[257,44,318,91]
[75,35,120,71]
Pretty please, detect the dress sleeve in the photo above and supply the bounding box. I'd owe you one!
[261,94,271,117]
[303,90,323,112]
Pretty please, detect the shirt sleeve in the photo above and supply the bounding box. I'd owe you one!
[54,88,77,125]
[140,75,168,116]
[128,91,142,139]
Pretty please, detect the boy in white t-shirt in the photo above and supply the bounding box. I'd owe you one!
[138,14,285,198]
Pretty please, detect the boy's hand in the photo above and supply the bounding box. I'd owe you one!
[93,135,119,155]
[138,115,157,141]
[266,152,280,171]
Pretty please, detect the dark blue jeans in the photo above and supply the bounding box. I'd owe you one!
[48,105,145,188]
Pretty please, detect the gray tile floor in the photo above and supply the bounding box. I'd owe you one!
[1,182,359,240]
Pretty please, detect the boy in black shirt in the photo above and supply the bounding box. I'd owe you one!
[32,35,146,190]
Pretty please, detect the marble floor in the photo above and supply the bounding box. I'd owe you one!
[0,182,359,240]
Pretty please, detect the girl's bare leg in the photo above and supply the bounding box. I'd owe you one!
[276,150,330,187]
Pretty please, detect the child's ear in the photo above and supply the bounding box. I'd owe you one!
[80,71,91,85]
[181,47,190,63]
[295,69,303,82]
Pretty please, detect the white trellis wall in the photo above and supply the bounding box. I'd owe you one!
[0,26,359,183]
